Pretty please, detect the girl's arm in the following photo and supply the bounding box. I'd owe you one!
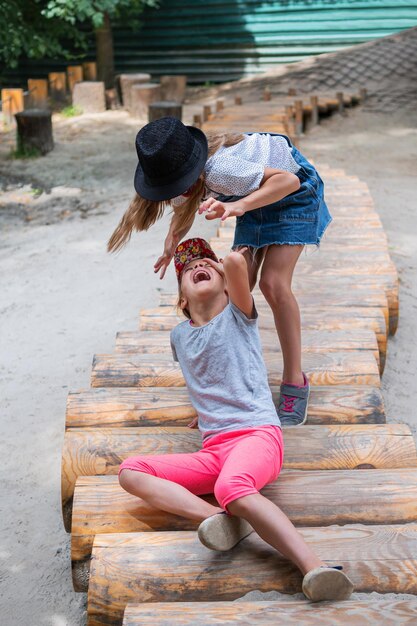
[200,167,300,221]
[154,210,195,279]
[206,249,253,318]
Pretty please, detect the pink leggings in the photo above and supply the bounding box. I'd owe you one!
[119,425,284,512]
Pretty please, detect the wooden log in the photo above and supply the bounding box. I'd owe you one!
[114,328,381,372]
[117,73,151,110]
[122,599,417,626]
[215,98,224,112]
[72,82,106,113]
[87,525,417,624]
[234,95,242,105]
[130,84,161,118]
[148,101,182,122]
[203,104,212,121]
[27,79,48,109]
[137,308,387,361]
[83,62,97,81]
[62,424,417,528]
[263,86,271,101]
[15,110,53,156]
[71,468,417,590]
[310,95,319,125]
[67,65,83,93]
[192,113,202,128]
[91,350,380,389]
[336,91,345,114]
[48,72,67,102]
[294,99,304,135]
[159,75,187,102]
[66,385,386,430]
[1,88,24,125]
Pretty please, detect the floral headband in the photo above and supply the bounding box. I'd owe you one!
[174,237,219,281]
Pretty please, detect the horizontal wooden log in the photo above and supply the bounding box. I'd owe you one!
[72,468,417,590]
[91,351,380,389]
[62,424,417,530]
[122,598,417,626]
[87,525,417,625]
[66,385,386,429]
[138,309,387,361]
[116,327,379,359]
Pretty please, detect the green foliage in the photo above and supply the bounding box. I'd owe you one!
[0,0,159,69]
[60,104,83,117]
[10,145,42,159]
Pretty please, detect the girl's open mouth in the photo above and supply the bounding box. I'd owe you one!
[193,269,211,284]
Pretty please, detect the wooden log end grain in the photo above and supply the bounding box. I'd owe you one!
[159,75,187,103]
[15,110,54,156]
[130,84,161,119]
[148,101,182,122]
[72,82,106,114]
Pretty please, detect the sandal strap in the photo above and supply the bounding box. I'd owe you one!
[280,383,309,399]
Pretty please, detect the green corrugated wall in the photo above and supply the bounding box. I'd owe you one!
[3,1,417,85]
[114,0,417,82]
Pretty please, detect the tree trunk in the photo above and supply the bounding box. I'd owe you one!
[15,110,54,156]
[95,12,115,89]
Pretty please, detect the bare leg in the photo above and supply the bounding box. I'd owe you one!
[241,246,266,291]
[259,244,304,385]
[119,469,223,521]
[228,493,324,575]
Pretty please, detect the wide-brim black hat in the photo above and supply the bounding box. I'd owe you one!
[134,117,208,201]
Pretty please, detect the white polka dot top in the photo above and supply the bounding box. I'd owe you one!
[170,133,300,207]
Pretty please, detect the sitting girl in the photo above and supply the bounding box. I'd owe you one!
[118,237,353,602]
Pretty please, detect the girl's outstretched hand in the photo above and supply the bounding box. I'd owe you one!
[154,234,178,279]
[187,417,199,429]
[199,197,245,221]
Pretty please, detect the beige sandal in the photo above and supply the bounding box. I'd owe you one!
[197,512,253,551]
[302,566,354,602]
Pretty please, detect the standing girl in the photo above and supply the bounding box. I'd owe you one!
[118,238,353,602]
[108,117,332,424]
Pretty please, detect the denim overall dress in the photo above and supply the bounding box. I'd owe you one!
[216,133,332,249]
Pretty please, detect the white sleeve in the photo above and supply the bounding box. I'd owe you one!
[170,331,179,362]
[205,154,264,197]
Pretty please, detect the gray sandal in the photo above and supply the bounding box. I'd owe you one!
[278,372,310,426]
[302,565,354,602]
[197,512,253,551]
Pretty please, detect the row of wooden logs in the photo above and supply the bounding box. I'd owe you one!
[58,159,417,624]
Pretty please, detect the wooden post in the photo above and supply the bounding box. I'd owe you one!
[130,84,161,118]
[159,75,187,103]
[48,72,67,102]
[216,98,224,112]
[117,74,151,110]
[263,86,271,101]
[82,62,97,81]
[234,95,242,106]
[203,104,211,121]
[310,95,319,126]
[1,88,24,126]
[288,87,297,96]
[295,99,304,135]
[72,82,106,113]
[15,110,54,155]
[67,65,83,93]
[148,101,182,122]
[336,92,345,115]
[27,79,48,109]
[192,113,202,128]
[359,87,368,102]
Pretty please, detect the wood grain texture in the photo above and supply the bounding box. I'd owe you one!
[62,424,417,529]
[87,525,417,625]
[122,599,417,626]
[91,351,381,389]
[71,468,417,590]
[66,385,386,429]
[114,329,381,372]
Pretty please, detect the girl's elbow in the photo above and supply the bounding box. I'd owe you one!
[289,173,301,192]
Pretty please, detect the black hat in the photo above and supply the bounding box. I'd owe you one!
[134,117,208,201]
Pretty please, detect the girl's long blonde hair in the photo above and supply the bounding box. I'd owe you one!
[107,132,245,252]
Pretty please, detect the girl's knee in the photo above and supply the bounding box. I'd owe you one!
[118,457,155,489]
[214,476,256,511]
[259,275,292,304]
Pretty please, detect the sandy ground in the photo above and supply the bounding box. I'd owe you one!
[1,105,417,624]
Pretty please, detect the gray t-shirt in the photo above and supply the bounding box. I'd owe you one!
[170,300,281,440]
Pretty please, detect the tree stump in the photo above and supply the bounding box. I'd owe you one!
[48,72,67,103]
[117,73,151,110]
[72,81,106,113]
[15,110,53,156]
[159,75,187,103]
[130,83,161,118]
[82,62,97,81]
[67,65,83,93]
[27,79,48,109]
[148,101,182,122]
